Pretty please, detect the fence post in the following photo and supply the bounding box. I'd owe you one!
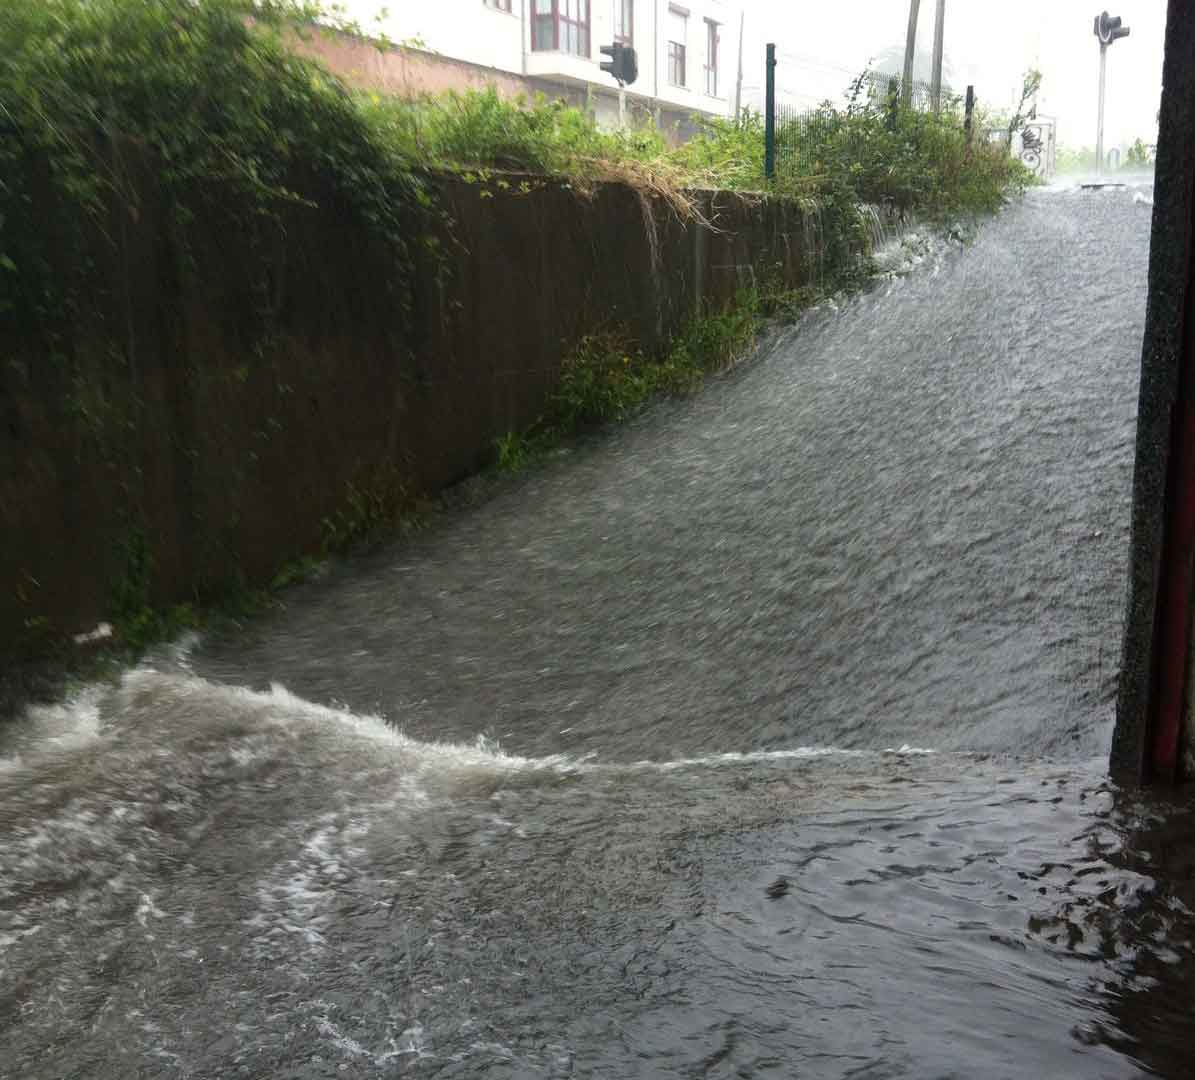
[764,43,776,180]
[964,85,975,144]
[886,77,900,131]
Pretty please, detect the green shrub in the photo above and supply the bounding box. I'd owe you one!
[767,97,1032,217]
[1124,138,1155,169]
[551,333,655,428]
[668,111,769,191]
[363,85,668,176]
[494,294,767,471]
[361,78,1028,223]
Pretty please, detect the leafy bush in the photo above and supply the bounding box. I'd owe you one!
[554,304,758,428]
[364,85,668,176]
[1125,138,1155,169]
[360,78,1028,222]
[1055,146,1099,174]
[767,96,1031,218]
[495,295,766,471]
[668,111,769,191]
[1056,138,1155,174]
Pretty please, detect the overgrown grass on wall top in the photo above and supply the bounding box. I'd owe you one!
[366,82,1032,221]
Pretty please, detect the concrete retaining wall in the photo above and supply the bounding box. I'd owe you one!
[0,166,824,660]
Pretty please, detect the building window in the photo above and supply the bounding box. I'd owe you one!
[613,0,633,44]
[704,18,718,96]
[667,6,687,87]
[532,0,591,56]
[484,0,513,11]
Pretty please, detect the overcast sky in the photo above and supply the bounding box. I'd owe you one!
[739,1,1166,149]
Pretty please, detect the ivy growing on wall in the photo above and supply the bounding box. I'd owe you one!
[0,0,430,341]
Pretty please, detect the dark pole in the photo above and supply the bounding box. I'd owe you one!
[964,84,974,144]
[887,76,900,131]
[764,43,776,180]
[1113,0,1195,783]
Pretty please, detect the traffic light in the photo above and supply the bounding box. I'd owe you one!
[599,43,638,87]
[1094,12,1130,46]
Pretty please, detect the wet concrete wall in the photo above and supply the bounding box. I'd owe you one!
[1113,0,1195,783]
[0,167,822,661]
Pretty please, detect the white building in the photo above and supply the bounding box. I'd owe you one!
[331,0,744,135]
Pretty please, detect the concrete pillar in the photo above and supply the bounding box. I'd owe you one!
[1113,0,1195,783]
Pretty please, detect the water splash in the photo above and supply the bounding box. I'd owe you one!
[858,202,891,254]
[801,201,825,285]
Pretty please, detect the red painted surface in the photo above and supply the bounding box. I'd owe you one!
[295,32,530,99]
[1151,402,1195,779]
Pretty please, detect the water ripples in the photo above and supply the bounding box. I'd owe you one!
[3,182,1186,1077]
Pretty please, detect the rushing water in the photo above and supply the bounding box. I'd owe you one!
[5,179,1194,1079]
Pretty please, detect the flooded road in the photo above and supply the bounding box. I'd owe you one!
[5,180,1192,1078]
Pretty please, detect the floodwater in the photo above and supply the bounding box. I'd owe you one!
[5,179,1194,1079]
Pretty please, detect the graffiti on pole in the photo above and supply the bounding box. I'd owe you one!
[1019,120,1057,179]
[981,119,1056,178]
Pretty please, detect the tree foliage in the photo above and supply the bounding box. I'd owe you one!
[1125,138,1156,169]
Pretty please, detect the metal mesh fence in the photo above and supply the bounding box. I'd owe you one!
[772,104,835,177]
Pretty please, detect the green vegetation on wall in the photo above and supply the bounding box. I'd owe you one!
[0,0,438,676]
[0,0,428,337]
[1,0,1030,338]
[371,82,1031,221]
[494,284,823,474]
[763,84,1034,219]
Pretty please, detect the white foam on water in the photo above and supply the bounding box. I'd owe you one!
[135,892,167,928]
[316,1018,372,1059]
[872,230,950,281]
[155,668,949,987]
[309,1004,429,1067]
[1,685,106,769]
[105,671,941,786]
[6,672,947,805]
[108,669,585,799]
[0,924,42,952]
[166,629,203,671]
[192,674,521,757]
[624,743,936,773]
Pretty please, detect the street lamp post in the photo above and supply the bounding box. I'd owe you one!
[902,0,921,109]
[930,0,946,115]
[1093,11,1130,177]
